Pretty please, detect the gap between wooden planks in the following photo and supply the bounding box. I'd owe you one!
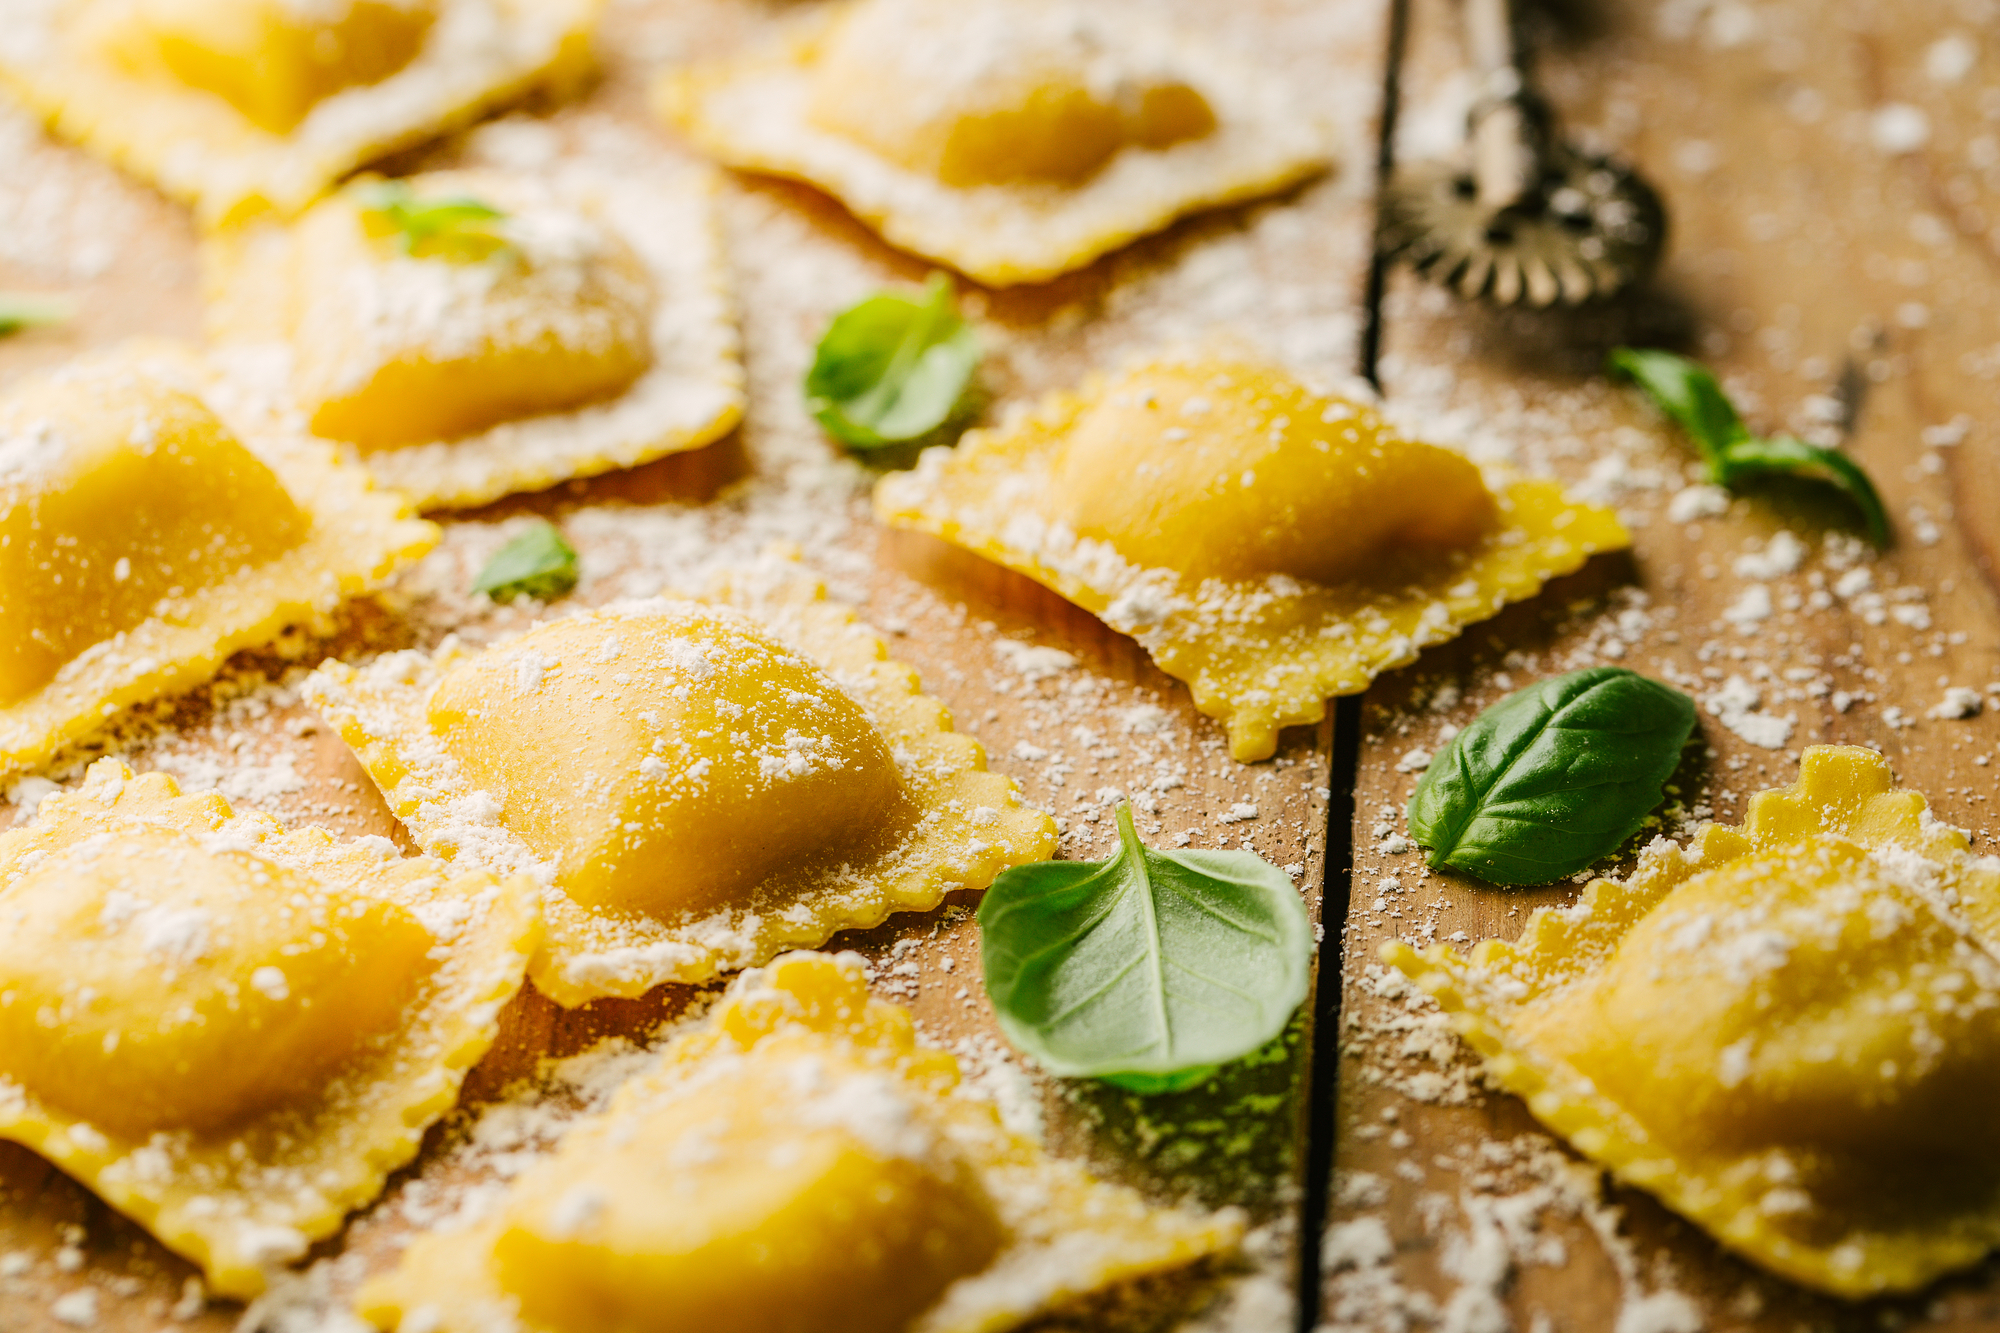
[1326,1,2000,1330]
[0,0,1401,1329]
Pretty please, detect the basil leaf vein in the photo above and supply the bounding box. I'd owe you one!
[1407,666,1696,886]
[471,520,578,603]
[979,803,1312,1092]
[805,272,979,449]
[1609,346,1890,545]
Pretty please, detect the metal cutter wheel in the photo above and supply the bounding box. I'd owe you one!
[1379,0,1667,306]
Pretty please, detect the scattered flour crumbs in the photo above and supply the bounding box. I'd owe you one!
[1324,966,1706,1333]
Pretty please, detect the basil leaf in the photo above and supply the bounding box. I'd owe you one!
[356,180,513,262]
[1407,666,1696,886]
[805,272,979,449]
[0,294,72,336]
[979,802,1313,1092]
[472,520,578,602]
[1610,346,1889,545]
[1716,435,1891,548]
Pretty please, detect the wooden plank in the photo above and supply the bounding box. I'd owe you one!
[0,0,1395,1327]
[1325,1,2000,1329]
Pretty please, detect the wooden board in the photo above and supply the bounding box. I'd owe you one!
[1325,1,2000,1329]
[0,0,1394,1329]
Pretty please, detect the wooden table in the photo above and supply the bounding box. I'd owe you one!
[4,1,1999,1330]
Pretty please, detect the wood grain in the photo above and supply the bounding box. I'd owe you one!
[1327,1,2000,1329]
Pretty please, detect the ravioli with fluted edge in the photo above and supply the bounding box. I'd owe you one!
[1386,746,2000,1297]
[0,0,598,225]
[656,0,1332,285]
[0,759,541,1299]
[304,569,1055,1004]
[875,354,1626,762]
[0,345,435,782]
[205,162,744,510]
[356,950,1241,1333]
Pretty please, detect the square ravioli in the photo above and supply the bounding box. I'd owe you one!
[0,0,599,225]
[875,354,1628,762]
[657,0,1333,285]
[356,951,1242,1333]
[0,345,435,781]
[1386,746,2000,1297]
[304,571,1056,1004]
[0,759,541,1298]
[206,162,744,510]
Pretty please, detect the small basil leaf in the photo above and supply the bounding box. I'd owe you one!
[805,272,979,449]
[0,294,72,336]
[1717,435,1891,548]
[1407,666,1696,886]
[979,803,1312,1091]
[471,520,578,602]
[1607,347,1748,465]
[1610,346,1890,546]
[356,180,513,262]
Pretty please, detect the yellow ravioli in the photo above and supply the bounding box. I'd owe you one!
[206,164,744,510]
[875,355,1627,762]
[0,346,435,781]
[304,571,1055,1004]
[656,0,1333,285]
[0,759,541,1298]
[1386,746,2000,1297]
[356,951,1242,1333]
[0,0,600,226]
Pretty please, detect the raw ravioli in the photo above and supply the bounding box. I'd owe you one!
[876,354,1626,760]
[305,570,1055,1003]
[357,951,1241,1333]
[0,345,435,780]
[1387,746,2000,1296]
[0,759,541,1297]
[206,161,743,510]
[658,0,1332,285]
[0,0,600,224]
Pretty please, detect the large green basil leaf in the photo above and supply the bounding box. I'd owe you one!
[804,272,979,449]
[1407,666,1696,886]
[979,803,1313,1093]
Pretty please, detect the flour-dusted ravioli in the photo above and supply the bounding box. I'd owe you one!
[356,951,1241,1333]
[876,354,1626,762]
[0,759,541,1298]
[0,346,435,781]
[305,572,1055,1004]
[0,0,598,225]
[658,0,1332,285]
[1387,746,2000,1296]
[207,163,743,510]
